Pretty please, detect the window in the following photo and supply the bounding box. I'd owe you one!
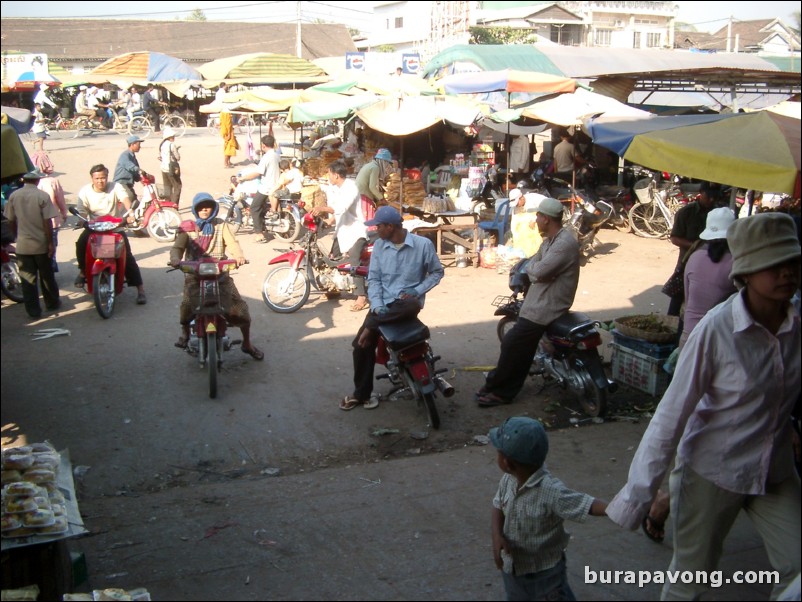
[594,29,612,46]
[633,31,641,49]
[394,16,403,28]
[647,32,661,48]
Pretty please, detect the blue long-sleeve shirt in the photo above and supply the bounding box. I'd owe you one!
[113,150,141,186]
[367,231,444,309]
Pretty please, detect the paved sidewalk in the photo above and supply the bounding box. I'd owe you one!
[74,421,773,601]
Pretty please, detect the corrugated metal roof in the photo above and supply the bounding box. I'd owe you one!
[421,44,564,78]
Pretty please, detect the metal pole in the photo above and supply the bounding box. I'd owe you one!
[296,1,302,58]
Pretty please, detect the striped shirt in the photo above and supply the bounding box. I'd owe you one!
[493,468,592,575]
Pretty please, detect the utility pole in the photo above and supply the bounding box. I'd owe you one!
[296,1,302,58]
[726,15,732,53]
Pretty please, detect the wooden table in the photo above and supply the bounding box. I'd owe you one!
[407,209,479,268]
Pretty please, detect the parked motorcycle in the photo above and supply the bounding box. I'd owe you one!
[69,207,128,319]
[128,172,181,243]
[1,241,24,303]
[228,174,305,242]
[373,316,454,429]
[262,213,372,313]
[491,259,617,417]
[173,258,243,399]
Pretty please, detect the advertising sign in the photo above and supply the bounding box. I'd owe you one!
[2,52,49,86]
[402,54,421,75]
[345,52,366,71]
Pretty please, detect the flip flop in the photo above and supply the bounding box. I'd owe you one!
[241,345,264,361]
[476,392,511,407]
[642,515,665,543]
[339,396,361,411]
[174,336,188,349]
[350,300,370,312]
[363,394,379,410]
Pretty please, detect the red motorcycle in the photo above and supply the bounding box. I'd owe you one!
[129,172,181,243]
[70,207,127,319]
[262,213,372,313]
[175,258,242,399]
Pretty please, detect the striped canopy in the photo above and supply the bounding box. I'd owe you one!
[90,51,202,82]
[198,53,328,85]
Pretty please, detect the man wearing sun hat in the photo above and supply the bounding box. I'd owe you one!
[476,197,580,407]
[3,170,61,318]
[159,127,181,205]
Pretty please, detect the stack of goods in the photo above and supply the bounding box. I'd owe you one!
[321,148,343,163]
[2,443,68,538]
[384,173,426,207]
[302,157,329,179]
[64,588,152,601]
[422,196,455,214]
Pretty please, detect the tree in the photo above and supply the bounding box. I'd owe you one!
[375,45,396,53]
[185,8,207,22]
[675,22,697,32]
[792,10,800,36]
[468,26,538,45]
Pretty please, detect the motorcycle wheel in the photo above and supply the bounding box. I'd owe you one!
[146,208,181,243]
[207,332,218,399]
[571,363,607,417]
[1,255,24,303]
[272,210,302,242]
[423,393,441,430]
[262,266,310,313]
[610,208,631,232]
[224,206,243,235]
[93,270,115,319]
[496,317,516,343]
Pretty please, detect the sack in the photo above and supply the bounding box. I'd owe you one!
[661,268,684,297]
[170,161,181,178]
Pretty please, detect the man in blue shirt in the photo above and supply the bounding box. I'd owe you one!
[114,135,144,203]
[340,206,444,411]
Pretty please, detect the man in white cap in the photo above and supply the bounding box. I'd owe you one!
[476,197,580,406]
[3,170,61,318]
[159,127,181,205]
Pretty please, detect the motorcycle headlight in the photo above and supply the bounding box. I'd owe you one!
[198,263,221,276]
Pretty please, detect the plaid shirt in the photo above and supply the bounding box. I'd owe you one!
[170,219,243,264]
[493,467,592,576]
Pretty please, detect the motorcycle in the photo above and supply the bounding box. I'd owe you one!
[128,172,181,243]
[227,173,305,242]
[491,259,617,417]
[1,241,24,303]
[69,207,128,319]
[262,213,372,313]
[374,316,454,429]
[173,258,243,399]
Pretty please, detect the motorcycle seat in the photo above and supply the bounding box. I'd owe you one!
[379,318,430,350]
[547,311,596,341]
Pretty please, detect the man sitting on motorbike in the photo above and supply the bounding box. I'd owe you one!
[340,205,444,411]
[169,193,264,361]
[268,159,303,216]
[475,197,579,407]
[74,164,147,305]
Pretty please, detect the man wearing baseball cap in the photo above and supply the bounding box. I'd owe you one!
[476,197,580,406]
[113,135,145,203]
[339,205,444,411]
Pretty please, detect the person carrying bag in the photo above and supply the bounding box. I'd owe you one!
[159,127,182,205]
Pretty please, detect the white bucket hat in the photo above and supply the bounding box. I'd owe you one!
[162,127,177,140]
[699,207,735,240]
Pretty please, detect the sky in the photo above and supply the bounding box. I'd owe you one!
[0,1,799,34]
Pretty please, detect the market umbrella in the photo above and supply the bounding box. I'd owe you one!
[8,71,60,92]
[520,88,650,126]
[198,53,328,86]
[89,51,202,94]
[585,111,801,195]
[1,123,35,183]
[439,69,577,188]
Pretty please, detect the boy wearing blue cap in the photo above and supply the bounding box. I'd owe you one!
[489,417,607,600]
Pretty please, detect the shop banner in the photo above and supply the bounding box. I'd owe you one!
[346,52,366,71]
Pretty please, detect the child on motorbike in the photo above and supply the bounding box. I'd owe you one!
[169,193,263,361]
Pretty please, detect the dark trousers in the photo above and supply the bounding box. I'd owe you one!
[351,298,421,401]
[501,555,576,601]
[162,171,182,206]
[485,316,547,401]
[18,253,60,317]
[76,229,144,288]
[251,192,269,235]
[146,106,160,131]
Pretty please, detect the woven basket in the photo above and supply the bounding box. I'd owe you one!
[614,314,678,343]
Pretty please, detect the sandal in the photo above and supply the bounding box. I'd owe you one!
[350,300,370,312]
[241,345,265,361]
[174,336,188,349]
[255,236,268,244]
[363,394,379,410]
[642,515,665,543]
[339,396,361,411]
[476,392,511,407]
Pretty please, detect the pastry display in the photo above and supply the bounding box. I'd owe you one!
[1,514,21,531]
[4,497,38,513]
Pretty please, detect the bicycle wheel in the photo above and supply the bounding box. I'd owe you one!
[207,117,220,135]
[129,116,152,139]
[164,114,187,138]
[629,203,664,239]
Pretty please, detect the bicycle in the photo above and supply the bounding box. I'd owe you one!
[206,113,257,135]
[72,108,131,138]
[628,178,674,239]
[129,104,188,140]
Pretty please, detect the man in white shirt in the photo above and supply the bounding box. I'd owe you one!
[74,86,94,119]
[34,84,58,119]
[312,159,369,311]
[237,134,279,243]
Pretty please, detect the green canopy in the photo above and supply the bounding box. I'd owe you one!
[288,93,377,123]
[421,44,566,79]
[1,123,35,183]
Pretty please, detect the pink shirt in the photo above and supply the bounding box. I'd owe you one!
[607,290,800,530]
[681,245,736,346]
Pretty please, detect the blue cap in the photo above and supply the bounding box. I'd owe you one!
[375,148,392,162]
[489,417,548,467]
[365,205,403,227]
[126,135,143,145]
